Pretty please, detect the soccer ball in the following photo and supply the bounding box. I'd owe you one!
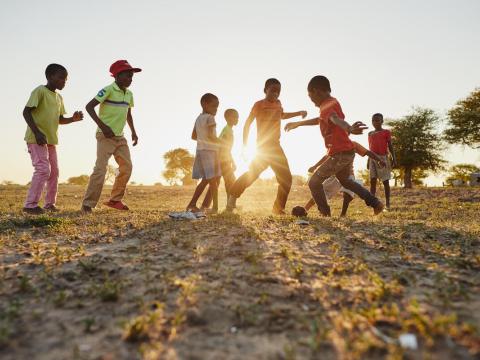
[291,206,308,217]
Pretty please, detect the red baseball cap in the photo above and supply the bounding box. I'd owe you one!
[109,60,142,77]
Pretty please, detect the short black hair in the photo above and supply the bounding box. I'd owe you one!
[308,75,331,92]
[45,63,67,78]
[372,113,384,120]
[200,93,218,107]
[291,206,308,217]
[264,78,281,89]
[224,108,238,120]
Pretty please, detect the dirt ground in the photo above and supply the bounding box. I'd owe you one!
[1,184,479,360]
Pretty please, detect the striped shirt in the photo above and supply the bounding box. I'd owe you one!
[95,82,134,136]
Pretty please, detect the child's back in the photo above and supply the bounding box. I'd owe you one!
[195,113,218,152]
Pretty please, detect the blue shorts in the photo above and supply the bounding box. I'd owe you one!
[192,150,221,180]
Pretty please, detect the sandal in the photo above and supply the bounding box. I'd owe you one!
[103,200,130,211]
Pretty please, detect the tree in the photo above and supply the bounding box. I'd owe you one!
[387,108,445,188]
[444,88,480,148]
[162,148,195,186]
[391,168,428,187]
[445,163,480,186]
[292,175,307,186]
[67,175,89,185]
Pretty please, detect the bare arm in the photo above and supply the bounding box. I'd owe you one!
[59,111,83,125]
[207,124,219,144]
[85,98,115,138]
[308,155,329,173]
[127,108,138,146]
[23,107,46,145]
[284,117,320,132]
[243,113,255,146]
[366,150,386,168]
[282,111,307,120]
[330,113,368,135]
[191,125,197,140]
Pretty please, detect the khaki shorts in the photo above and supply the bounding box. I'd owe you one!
[369,154,391,182]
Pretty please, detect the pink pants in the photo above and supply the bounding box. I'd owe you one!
[24,144,59,209]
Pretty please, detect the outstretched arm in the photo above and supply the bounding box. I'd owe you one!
[243,113,255,146]
[282,111,307,120]
[284,117,319,132]
[308,155,329,173]
[329,113,368,135]
[366,150,386,168]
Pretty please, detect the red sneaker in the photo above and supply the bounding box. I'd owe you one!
[103,200,130,211]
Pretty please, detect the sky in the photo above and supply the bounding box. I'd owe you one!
[1,0,479,186]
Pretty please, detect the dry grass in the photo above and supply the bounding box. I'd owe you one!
[1,184,479,359]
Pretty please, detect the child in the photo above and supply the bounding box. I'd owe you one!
[368,113,397,209]
[186,93,221,214]
[81,60,141,212]
[285,75,384,216]
[298,142,386,217]
[22,64,83,214]
[226,78,307,214]
[201,108,239,209]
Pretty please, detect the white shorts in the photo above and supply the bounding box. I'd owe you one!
[323,175,362,200]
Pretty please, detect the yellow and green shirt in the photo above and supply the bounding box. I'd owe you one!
[24,85,66,145]
[95,82,134,136]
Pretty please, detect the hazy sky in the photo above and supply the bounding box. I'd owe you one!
[1,0,479,186]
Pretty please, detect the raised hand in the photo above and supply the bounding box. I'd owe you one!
[284,122,299,132]
[349,121,368,135]
[72,111,84,122]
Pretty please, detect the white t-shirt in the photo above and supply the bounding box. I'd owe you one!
[195,113,217,151]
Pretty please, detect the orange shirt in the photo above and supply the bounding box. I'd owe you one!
[319,97,354,155]
[250,99,283,147]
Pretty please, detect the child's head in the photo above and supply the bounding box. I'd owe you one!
[264,78,281,101]
[307,75,331,107]
[110,60,142,89]
[45,64,68,90]
[224,109,239,126]
[372,113,384,130]
[200,93,219,116]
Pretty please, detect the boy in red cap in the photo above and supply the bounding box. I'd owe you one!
[285,75,384,216]
[81,60,141,212]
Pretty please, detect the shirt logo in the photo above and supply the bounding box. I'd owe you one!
[97,89,106,97]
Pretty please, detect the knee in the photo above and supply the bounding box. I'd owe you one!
[36,163,51,179]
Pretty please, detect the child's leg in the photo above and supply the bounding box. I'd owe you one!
[221,162,236,197]
[383,180,391,208]
[110,138,132,202]
[230,156,267,200]
[208,177,219,212]
[44,145,59,208]
[340,192,354,217]
[24,144,50,208]
[370,177,377,195]
[187,179,209,210]
[200,187,212,209]
[269,146,292,212]
[304,198,315,211]
[82,134,115,208]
